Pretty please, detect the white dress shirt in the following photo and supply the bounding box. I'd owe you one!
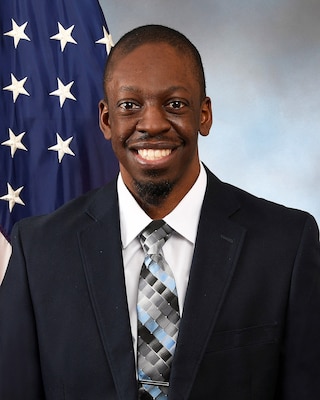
[117,163,207,357]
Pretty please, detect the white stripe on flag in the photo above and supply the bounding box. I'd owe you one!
[0,232,12,284]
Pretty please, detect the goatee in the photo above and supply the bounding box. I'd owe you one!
[133,179,174,206]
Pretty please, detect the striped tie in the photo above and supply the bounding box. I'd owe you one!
[137,220,180,400]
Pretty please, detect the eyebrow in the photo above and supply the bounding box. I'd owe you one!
[118,85,191,95]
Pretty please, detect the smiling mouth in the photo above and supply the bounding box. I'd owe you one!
[137,148,172,160]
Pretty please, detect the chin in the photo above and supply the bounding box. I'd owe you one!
[133,178,174,206]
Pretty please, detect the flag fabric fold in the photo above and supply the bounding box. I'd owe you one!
[0,0,119,283]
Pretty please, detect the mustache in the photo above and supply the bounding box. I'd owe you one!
[126,134,183,148]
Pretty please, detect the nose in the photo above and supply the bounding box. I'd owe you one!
[136,105,171,136]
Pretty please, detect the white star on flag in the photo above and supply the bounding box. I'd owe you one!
[49,78,76,107]
[96,26,113,54]
[50,22,77,52]
[48,133,75,163]
[3,73,30,103]
[0,183,25,213]
[1,129,28,158]
[3,19,31,48]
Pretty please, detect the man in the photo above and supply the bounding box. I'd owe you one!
[0,25,319,400]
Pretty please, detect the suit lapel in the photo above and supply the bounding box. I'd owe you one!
[170,171,247,399]
[78,183,138,400]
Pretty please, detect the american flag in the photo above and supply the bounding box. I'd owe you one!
[0,0,119,283]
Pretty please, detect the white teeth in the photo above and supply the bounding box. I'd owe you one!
[138,148,171,160]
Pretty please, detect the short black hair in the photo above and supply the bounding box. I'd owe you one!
[103,24,206,99]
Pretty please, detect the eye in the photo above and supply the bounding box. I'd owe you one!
[167,100,186,110]
[118,101,140,110]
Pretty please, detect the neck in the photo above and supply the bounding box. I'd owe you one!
[137,198,176,220]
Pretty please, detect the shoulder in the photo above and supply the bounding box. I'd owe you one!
[12,179,118,240]
[204,166,318,236]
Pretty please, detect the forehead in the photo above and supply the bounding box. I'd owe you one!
[106,42,199,94]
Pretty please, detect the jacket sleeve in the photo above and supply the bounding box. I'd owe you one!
[0,223,45,400]
[276,214,320,398]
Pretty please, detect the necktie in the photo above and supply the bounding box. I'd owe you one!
[137,220,180,400]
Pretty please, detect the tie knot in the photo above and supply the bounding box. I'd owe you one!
[140,220,173,255]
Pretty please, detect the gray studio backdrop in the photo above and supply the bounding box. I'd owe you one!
[99,0,320,224]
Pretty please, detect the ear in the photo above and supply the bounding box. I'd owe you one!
[99,100,112,140]
[199,96,212,137]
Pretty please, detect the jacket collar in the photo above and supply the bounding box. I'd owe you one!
[79,180,138,400]
[169,169,247,399]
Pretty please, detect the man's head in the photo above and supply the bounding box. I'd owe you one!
[99,25,212,218]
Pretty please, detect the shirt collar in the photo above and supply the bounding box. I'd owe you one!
[117,163,207,248]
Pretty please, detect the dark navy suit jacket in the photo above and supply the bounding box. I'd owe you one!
[1,168,320,399]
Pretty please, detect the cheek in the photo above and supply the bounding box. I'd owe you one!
[110,132,130,147]
[108,130,132,158]
[170,113,200,134]
[107,120,128,145]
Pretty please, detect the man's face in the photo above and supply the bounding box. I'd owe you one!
[99,42,212,207]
